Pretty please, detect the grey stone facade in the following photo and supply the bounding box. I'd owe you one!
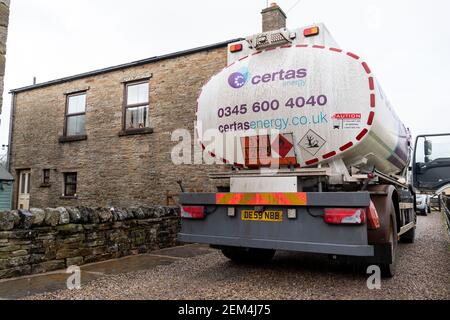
[261,3,287,32]
[8,4,287,209]
[0,0,9,114]
[10,46,231,209]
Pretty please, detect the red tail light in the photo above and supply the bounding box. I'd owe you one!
[367,201,381,230]
[230,44,243,53]
[304,26,320,37]
[181,206,206,219]
[324,208,365,225]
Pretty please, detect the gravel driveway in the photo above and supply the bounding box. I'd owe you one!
[26,212,449,300]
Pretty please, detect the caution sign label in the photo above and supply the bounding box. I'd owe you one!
[332,113,362,130]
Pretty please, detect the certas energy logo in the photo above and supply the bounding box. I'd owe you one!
[228,67,308,89]
[228,67,250,89]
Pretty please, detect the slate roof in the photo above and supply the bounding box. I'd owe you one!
[0,165,13,181]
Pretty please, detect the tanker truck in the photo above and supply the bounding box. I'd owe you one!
[178,24,417,277]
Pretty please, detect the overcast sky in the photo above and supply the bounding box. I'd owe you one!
[1,0,450,159]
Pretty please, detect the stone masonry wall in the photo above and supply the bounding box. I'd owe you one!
[10,46,229,209]
[0,0,10,113]
[261,4,286,33]
[0,206,180,279]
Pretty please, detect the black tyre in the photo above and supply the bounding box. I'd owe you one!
[221,247,276,264]
[380,218,398,278]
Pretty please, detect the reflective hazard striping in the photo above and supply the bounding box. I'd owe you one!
[216,193,308,206]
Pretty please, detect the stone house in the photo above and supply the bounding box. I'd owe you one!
[7,4,287,209]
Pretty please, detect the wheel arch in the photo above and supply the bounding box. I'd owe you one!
[367,184,399,245]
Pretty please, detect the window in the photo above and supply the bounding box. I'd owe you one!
[20,172,31,194]
[65,92,87,137]
[43,169,50,185]
[124,81,149,131]
[64,173,77,197]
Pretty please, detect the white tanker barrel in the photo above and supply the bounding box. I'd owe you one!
[196,44,411,175]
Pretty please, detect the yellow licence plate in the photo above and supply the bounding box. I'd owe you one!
[241,210,283,222]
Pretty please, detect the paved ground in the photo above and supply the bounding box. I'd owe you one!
[1,211,448,300]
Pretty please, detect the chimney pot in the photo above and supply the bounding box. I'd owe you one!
[261,2,287,32]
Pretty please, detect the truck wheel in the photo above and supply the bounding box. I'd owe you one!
[221,247,276,264]
[380,219,398,278]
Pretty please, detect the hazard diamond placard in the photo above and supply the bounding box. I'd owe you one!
[271,133,297,166]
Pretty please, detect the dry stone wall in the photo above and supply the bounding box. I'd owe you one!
[0,206,180,279]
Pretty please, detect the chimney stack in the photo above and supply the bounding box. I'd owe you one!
[261,2,287,32]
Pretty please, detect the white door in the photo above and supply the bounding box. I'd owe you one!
[18,170,31,210]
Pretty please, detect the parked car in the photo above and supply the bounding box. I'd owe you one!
[430,194,441,211]
[416,194,431,215]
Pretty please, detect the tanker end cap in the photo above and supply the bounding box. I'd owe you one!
[201,34,406,175]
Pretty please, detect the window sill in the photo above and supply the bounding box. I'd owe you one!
[59,135,88,143]
[60,196,78,200]
[39,183,51,188]
[119,128,154,137]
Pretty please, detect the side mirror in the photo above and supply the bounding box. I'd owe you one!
[425,140,433,156]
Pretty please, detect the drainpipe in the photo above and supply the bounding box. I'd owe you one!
[6,91,15,172]
[7,91,16,209]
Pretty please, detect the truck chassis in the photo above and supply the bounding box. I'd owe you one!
[179,170,416,277]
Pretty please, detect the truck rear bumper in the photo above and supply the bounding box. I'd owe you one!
[179,191,375,258]
[178,234,374,256]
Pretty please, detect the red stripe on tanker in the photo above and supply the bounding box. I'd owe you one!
[196,45,410,175]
